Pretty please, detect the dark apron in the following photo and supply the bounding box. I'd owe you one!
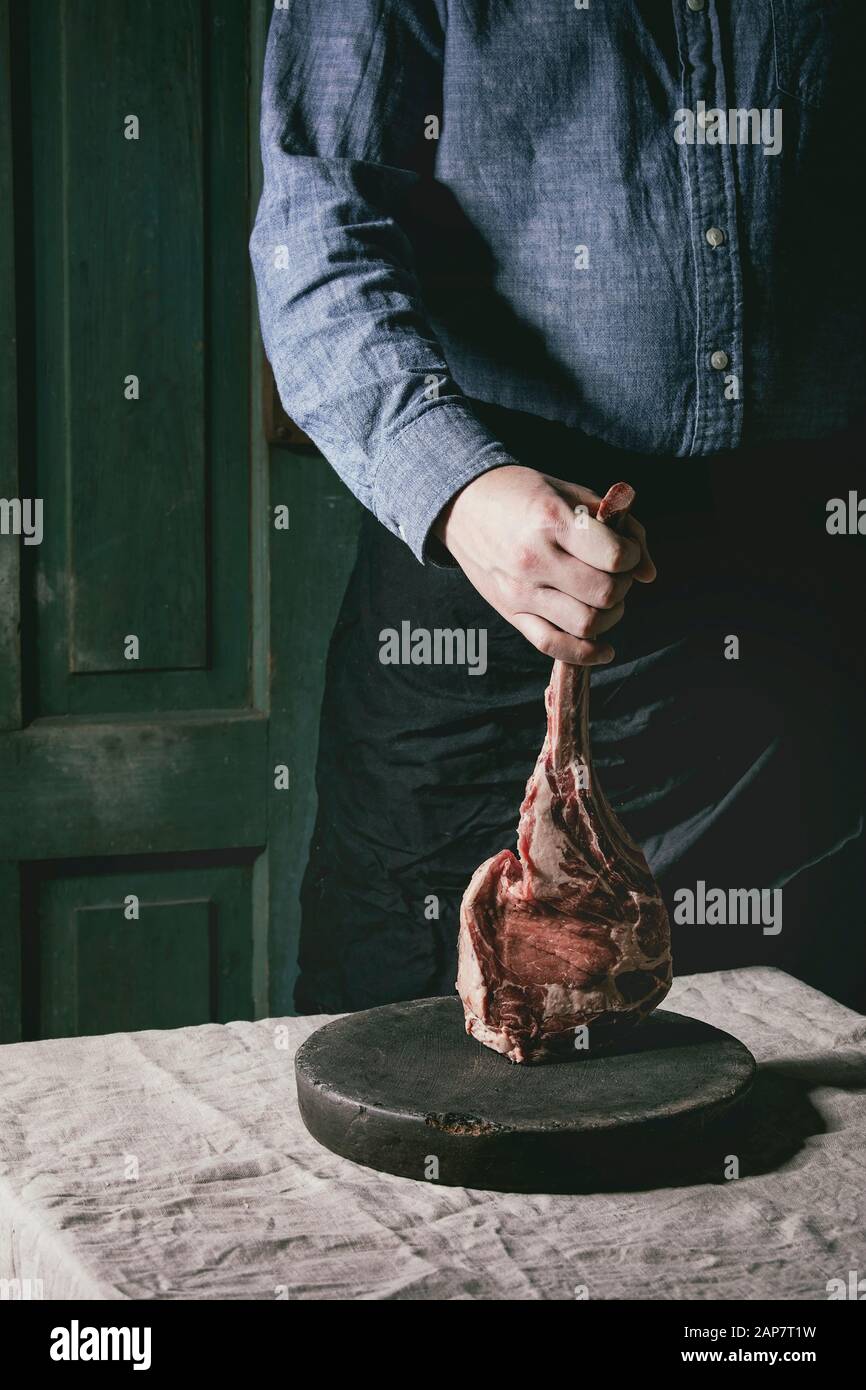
[297,416,865,1013]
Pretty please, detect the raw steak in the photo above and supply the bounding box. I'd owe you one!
[457,482,672,1063]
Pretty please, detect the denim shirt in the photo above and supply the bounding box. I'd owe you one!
[250,1,865,562]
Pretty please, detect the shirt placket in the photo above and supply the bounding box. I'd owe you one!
[674,0,745,455]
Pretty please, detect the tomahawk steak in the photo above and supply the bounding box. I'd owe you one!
[457,483,672,1063]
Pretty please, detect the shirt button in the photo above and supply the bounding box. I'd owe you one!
[706,226,726,248]
[710,350,729,371]
[687,0,705,11]
[398,523,406,540]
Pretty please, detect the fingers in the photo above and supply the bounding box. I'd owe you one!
[539,476,656,581]
[621,513,657,583]
[511,611,615,666]
[555,506,643,573]
[533,589,626,640]
[543,549,634,609]
[441,466,656,667]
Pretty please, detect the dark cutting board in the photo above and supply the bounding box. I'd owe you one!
[295,997,756,1193]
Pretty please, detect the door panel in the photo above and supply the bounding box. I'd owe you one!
[28,0,251,716]
[61,0,206,674]
[36,862,254,1038]
[1,0,271,1043]
[0,712,267,861]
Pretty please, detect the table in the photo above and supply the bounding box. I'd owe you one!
[1,968,863,1300]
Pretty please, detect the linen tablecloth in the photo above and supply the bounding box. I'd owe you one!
[1,967,864,1300]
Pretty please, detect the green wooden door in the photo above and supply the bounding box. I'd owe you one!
[0,0,278,1041]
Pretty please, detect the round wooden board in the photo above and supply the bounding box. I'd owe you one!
[295,998,756,1193]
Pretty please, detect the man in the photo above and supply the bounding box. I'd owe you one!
[251,2,865,1013]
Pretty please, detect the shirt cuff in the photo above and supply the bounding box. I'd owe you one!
[369,404,519,564]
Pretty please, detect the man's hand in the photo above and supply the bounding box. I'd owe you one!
[434,465,656,665]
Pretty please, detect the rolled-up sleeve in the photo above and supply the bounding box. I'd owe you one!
[249,0,516,562]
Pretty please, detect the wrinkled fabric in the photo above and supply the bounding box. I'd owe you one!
[1,969,864,1301]
[251,0,866,560]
